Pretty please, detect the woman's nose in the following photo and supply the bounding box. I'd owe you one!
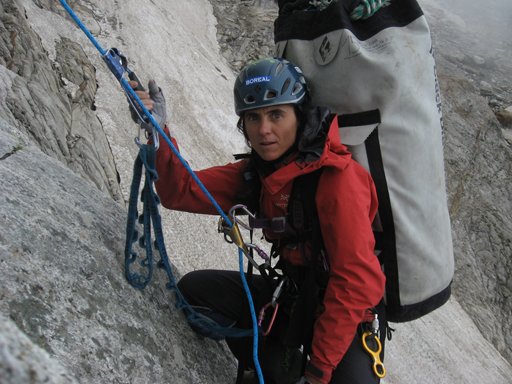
[257,117,272,135]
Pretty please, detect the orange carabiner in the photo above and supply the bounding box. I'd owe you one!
[362,331,386,378]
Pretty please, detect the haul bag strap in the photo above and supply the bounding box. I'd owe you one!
[338,109,381,127]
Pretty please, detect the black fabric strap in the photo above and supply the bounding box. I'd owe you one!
[275,0,424,42]
[249,215,288,233]
[279,169,327,374]
[364,129,399,312]
[339,109,381,127]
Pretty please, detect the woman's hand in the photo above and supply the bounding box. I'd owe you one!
[128,79,167,132]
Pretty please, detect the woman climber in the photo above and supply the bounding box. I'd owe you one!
[129,57,386,384]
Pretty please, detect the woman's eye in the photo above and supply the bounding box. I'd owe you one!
[271,111,282,120]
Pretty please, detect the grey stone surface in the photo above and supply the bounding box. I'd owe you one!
[0,118,236,383]
[383,298,512,384]
[0,0,122,202]
[210,0,277,72]
[0,315,78,384]
[420,0,512,363]
[496,106,512,129]
[441,74,512,363]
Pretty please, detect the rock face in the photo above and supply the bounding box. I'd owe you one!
[420,0,512,364]
[1,0,512,383]
[0,0,122,202]
[0,314,77,384]
[0,116,236,383]
[210,0,277,72]
[1,1,238,383]
[440,74,512,363]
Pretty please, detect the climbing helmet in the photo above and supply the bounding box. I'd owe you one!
[234,57,307,115]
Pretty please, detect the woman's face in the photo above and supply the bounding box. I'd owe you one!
[243,104,298,161]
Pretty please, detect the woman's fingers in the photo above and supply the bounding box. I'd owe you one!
[128,81,154,110]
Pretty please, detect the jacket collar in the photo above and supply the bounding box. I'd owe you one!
[258,107,352,195]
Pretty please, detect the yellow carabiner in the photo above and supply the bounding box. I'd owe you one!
[362,331,386,378]
[218,218,260,269]
[218,218,248,253]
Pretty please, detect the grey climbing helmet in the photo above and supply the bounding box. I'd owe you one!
[234,57,307,116]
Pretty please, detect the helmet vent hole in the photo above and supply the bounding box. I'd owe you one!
[291,83,303,96]
[244,95,256,104]
[264,89,277,100]
[275,62,284,76]
[281,78,291,95]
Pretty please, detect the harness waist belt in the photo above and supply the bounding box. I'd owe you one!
[249,216,287,233]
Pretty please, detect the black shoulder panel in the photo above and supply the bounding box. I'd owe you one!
[275,0,423,42]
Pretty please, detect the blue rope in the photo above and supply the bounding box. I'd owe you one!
[59,1,263,381]
[59,0,106,55]
[239,248,264,382]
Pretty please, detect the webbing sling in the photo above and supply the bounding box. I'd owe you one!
[125,144,253,339]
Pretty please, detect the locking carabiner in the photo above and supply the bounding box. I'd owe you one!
[258,301,279,336]
[257,278,287,336]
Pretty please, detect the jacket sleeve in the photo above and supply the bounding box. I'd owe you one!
[306,161,385,384]
[153,128,248,215]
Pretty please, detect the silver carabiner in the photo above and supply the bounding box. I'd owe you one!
[228,204,257,231]
[133,127,159,150]
[271,278,286,306]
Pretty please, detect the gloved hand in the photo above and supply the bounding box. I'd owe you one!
[128,79,167,134]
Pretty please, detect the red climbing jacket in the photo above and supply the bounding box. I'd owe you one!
[154,112,385,384]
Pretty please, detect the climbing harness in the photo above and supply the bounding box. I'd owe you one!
[59,1,264,382]
[362,313,386,379]
[218,205,287,336]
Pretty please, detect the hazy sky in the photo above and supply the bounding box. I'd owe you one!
[421,0,512,47]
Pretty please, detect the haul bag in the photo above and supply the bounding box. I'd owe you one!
[275,0,454,322]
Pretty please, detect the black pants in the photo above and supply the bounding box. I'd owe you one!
[178,269,386,384]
